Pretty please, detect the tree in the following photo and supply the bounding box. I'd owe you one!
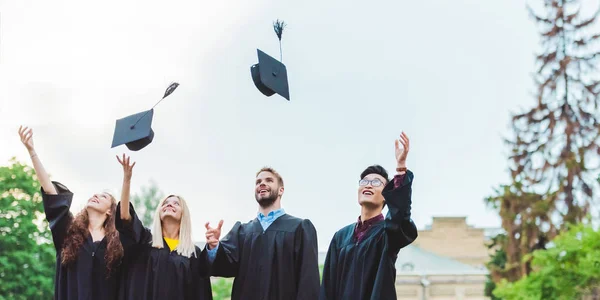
[485,0,600,296]
[510,0,600,226]
[485,183,551,283]
[493,222,600,300]
[484,234,508,300]
[130,180,164,227]
[0,158,55,299]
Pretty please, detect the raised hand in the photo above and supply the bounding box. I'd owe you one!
[205,220,224,250]
[395,132,410,168]
[18,126,35,152]
[18,125,56,194]
[116,154,136,180]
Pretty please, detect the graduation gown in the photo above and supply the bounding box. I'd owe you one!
[319,171,418,300]
[42,181,120,300]
[115,203,213,300]
[210,214,320,300]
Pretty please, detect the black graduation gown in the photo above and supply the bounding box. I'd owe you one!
[209,213,320,300]
[42,181,120,300]
[319,171,418,300]
[115,203,213,300]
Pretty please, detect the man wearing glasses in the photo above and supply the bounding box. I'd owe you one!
[319,132,418,300]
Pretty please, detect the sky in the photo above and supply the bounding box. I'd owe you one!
[0,0,544,250]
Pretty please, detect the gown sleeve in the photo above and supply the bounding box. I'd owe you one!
[115,202,153,249]
[382,170,418,255]
[294,219,320,300]
[41,181,74,252]
[209,221,243,277]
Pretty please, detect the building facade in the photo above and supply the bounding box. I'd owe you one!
[393,217,498,300]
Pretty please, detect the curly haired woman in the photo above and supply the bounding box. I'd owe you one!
[18,126,124,300]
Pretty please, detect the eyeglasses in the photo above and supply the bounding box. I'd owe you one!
[359,178,384,187]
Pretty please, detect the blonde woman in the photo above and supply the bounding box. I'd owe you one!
[115,154,212,300]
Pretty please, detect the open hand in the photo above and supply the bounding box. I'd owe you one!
[205,220,224,250]
[18,126,35,152]
[395,132,410,168]
[116,154,136,180]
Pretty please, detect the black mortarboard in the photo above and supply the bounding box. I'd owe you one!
[110,82,179,151]
[111,109,155,151]
[251,19,290,101]
[251,49,290,100]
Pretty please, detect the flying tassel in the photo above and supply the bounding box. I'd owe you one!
[131,82,180,129]
[273,19,286,62]
[273,19,286,41]
[163,82,180,99]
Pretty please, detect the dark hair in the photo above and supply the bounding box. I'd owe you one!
[360,165,389,183]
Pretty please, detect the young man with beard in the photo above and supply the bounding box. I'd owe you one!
[320,132,418,300]
[204,167,320,300]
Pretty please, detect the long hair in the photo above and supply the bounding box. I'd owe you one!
[151,195,196,258]
[61,194,124,277]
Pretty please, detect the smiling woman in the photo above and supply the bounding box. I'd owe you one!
[150,195,196,257]
[17,125,124,300]
[115,154,213,300]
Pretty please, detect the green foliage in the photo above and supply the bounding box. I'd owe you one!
[0,158,55,299]
[485,275,501,300]
[319,264,323,280]
[212,278,233,300]
[493,223,600,300]
[131,180,164,227]
[485,246,507,300]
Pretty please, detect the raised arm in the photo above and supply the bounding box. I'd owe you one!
[383,132,418,253]
[19,126,56,195]
[116,154,136,221]
[19,126,74,250]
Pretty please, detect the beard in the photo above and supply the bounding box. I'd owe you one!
[255,190,278,208]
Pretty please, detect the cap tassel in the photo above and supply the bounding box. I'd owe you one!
[131,82,179,129]
[273,19,286,62]
[163,82,180,99]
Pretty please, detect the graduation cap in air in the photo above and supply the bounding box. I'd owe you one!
[251,19,290,101]
[111,82,179,151]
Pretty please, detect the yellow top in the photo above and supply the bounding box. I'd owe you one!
[164,237,179,252]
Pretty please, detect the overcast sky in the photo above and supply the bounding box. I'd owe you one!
[1,0,544,250]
